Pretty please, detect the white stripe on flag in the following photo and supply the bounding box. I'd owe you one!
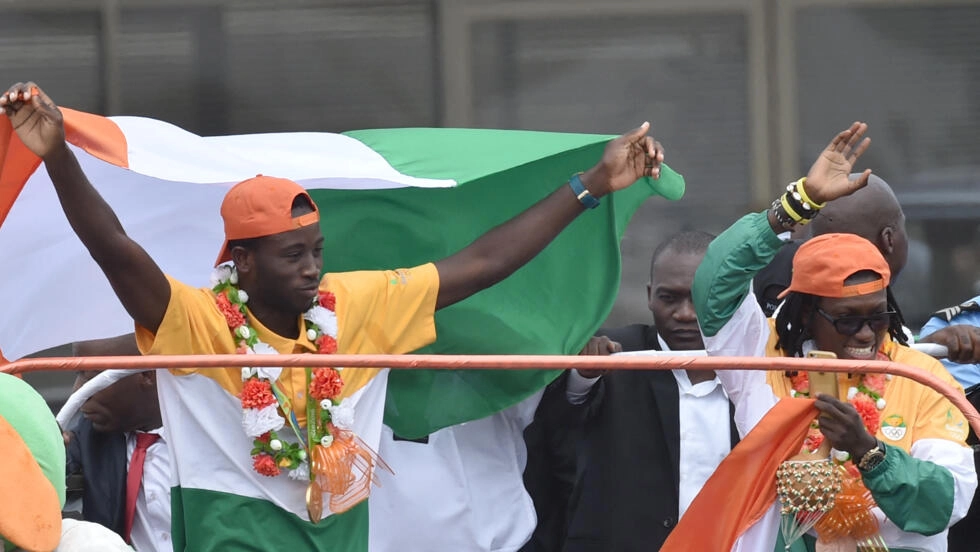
[113,116,458,188]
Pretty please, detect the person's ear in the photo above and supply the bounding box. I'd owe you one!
[878,226,894,255]
[231,245,255,275]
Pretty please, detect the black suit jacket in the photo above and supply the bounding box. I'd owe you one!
[528,324,738,552]
[66,417,128,538]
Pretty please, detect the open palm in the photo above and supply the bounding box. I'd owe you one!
[804,122,872,205]
[0,82,65,159]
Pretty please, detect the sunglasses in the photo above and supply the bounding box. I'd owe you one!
[815,309,896,336]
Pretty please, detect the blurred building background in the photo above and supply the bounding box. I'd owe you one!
[5,0,979,406]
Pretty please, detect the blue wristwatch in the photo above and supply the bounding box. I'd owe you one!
[569,173,600,209]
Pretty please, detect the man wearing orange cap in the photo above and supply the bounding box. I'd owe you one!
[1,82,665,551]
[662,122,976,551]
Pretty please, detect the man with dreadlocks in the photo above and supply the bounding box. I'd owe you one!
[664,122,976,552]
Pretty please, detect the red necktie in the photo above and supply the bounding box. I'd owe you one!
[124,432,160,544]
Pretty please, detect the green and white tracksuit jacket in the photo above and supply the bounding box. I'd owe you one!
[691,211,977,552]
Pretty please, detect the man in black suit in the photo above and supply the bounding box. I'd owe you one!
[63,335,169,552]
[525,231,737,552]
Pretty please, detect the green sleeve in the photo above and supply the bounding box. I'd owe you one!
[861,443,955,535]
[692,211,785,337]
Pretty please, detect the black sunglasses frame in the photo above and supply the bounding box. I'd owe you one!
[815,308,896,336]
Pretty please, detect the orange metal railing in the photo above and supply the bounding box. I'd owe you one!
[3,353,979,435]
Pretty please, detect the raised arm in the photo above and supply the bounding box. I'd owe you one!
[433,122,663,309]
[693,121,873,338]
[1,82,170,332]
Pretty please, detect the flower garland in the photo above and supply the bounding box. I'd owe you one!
[790,369,889,460]
[211,264,355,480]
[786,353,894,547]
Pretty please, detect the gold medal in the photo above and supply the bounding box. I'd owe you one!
[306,481,323,524]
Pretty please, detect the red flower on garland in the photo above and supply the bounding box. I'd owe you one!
[852,395,880,435]
[253,454,281,477]
[863,374,887,396]
[317,335,338,355]
[310,368,343,400]
[789,373,810,395]
[216,291,246,329]
[319,291,336,311]
[256,432,271,444]
[803,430,825,453]
[241,378,277,409]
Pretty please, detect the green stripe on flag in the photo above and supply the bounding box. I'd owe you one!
[317,129,684,438]
[171,487,368,551]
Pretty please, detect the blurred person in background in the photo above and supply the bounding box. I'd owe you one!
[532,230,737,552]
[753,240,803,317]
[919,296,980,552]
[62,334,170,552]
[1,371,131,551]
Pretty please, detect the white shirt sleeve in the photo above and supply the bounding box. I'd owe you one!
[704,290,779,438]
[565,369,601,405]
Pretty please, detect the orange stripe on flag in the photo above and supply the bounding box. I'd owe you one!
[0,107,128,226]
[660,398,817,551]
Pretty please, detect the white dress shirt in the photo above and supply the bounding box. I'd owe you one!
[125,427,172,552]
[567,334,732,519]
[369,391,543,552]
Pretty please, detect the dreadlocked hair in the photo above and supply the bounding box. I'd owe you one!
[886,286,908,346]
[774,292,818,358]
[775,285,909,358]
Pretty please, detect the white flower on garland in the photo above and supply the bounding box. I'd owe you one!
[237,289,249,304]
[288,462,310,481]
[327,399,356,430]
[831,449,850,463]
[245,343,282,381]
[210,264,233,287]
[876,398,886,410]
[242,404,285,437]
[305,305,338,339]
[847,387,859,401]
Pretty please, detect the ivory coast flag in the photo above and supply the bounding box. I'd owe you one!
[0,108,683,550]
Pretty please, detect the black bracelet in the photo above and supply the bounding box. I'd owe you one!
[770,198,798,231]
[783,182,819,221]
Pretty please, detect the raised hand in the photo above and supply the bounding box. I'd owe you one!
[0,82,66,159]
[580,122,664,198]
[803,121,872,205]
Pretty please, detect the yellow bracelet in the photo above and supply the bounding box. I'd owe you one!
[780,194,806,223]
[795,177,826,209]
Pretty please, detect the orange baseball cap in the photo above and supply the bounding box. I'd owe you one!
[777,233,890,299]
[215,175,320,266]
